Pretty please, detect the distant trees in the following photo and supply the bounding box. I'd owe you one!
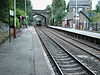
[45,5,51,11]
[0,0,8,22]
[96,1,100,13]
[0,0,32,28]
[16,0,32,15]
[88,1,100,22]
[49,0,66,25]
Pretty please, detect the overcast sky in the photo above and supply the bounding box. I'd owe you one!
[30,0,98,10]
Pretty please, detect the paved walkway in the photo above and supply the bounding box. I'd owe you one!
[0,27,54,75]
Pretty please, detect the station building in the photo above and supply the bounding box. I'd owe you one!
[68,0,92,12]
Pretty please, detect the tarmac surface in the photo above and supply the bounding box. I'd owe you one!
[0,26,54,75]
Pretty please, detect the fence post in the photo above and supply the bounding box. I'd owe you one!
[88,22,89,30]
[96,22,98,31]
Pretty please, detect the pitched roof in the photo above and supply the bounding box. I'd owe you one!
[62,12,75,20]
[69,0,91,6]
[79,11,90,21]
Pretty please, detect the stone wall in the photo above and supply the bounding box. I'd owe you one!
[0,22,9,43]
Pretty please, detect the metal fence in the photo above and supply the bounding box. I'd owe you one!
[89,22,100,31]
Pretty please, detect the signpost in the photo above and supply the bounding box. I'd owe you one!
[9,10,14,42]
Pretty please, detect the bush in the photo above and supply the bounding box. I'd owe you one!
[16,9,27,17]
[9,17,20,28]
[16,18,20,28]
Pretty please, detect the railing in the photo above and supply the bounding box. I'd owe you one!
[89,22,100,32]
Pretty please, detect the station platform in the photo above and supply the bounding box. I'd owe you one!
[0,26,54,75]
[49,26,100,39]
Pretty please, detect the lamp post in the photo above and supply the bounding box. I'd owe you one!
[75,0,78,29]
[25,0,28,27]
[14,0,16,38]
[25,0,26,14]
[52,4,54,25]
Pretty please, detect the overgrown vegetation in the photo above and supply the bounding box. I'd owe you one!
[89,1,100,22]
[0,0,32,28]
[49,0,67,25]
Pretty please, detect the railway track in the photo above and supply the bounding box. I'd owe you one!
[47,27,100,50]
[35,27,97,75]
[43,27,100,60]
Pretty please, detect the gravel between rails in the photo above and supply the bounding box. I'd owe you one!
[35,27,97,75]
[40,27,100,75]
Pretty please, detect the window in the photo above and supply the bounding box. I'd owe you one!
[78,8,82,12]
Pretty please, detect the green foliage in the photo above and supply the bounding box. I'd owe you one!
[96,1,100,13]
[45,5,51,11]
[16,9,27,17]
[50,0,66,25]
[16,0,32,15]
[54,8,66,25]
[52,0,66,15]
[8,0,13,10]
[89,13,100,22]
[9,18,14,28]
[9,17,20,28]
[90,16,100,22]
[0,0,32,25]
[16,18,20,28]
[0,0,8,23]
[26,0,33,15]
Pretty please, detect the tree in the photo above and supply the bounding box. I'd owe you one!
[45,5,51,11]
[66,3,69,12]
[0,0,32,27]
[96,1,100,13]
[0,0,8,22]
[16,0,32,15]
[50,0,66,25]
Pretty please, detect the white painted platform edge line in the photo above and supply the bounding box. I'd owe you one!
[32,27,55,75]
[41,47,55,75]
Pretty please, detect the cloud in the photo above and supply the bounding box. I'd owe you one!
[31,0,52,10]
[30,0,98,10]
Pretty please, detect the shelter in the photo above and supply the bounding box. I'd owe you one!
[62,12,75,28]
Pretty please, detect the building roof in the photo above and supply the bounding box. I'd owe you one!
[69,0,91,6]
[79,11,90,21]
[62,11,91,21]
[62,12,75,20]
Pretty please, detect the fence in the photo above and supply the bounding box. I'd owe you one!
[89,22,100,32]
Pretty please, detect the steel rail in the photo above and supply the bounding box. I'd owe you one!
[38,27,96,75]
[44,28,100,60]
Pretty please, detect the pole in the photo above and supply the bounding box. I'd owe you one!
[9,11,11,42]
[25,0,27,27]
[76,0,77,28]
[14,0,16,38]
[52,3,54,25]
[25,0,26,14]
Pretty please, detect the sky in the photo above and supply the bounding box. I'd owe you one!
[30,0,98,10]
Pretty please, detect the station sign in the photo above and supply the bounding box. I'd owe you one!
[10,10,14,16]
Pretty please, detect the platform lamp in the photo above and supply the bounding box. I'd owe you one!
[75,0,79,29]
[52,3,54,25]
[75,0,77,29]
[25,0,28,27]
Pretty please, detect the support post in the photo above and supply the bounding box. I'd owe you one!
[14,0,16,38]
[9,11,11,42]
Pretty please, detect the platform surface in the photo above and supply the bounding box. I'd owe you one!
[49,26,100,39]
[0,26,54,75]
